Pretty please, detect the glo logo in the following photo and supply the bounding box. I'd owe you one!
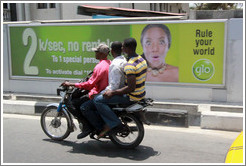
[192,59,215,81]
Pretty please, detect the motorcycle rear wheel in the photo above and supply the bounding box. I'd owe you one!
[40,106,71,141]
[109,113,144,149]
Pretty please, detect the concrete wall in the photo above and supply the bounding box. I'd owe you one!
[225,19,244,103]
[134,3,150,10]
[15,3,120,21]
[190,10,243,20]
[29,4,60,21]
[2,18,243,104]
[14,3,190,22]
[60,3,90,20]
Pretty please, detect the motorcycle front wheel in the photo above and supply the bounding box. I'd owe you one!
[110,113,144,149]
[40,106,71,141]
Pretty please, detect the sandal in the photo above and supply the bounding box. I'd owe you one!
[97,126,110,139]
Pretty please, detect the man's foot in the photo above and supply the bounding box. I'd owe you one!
[97,125,110,139]
[77,128,92,139]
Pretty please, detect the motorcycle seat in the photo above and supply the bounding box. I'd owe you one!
[108,100,137,108]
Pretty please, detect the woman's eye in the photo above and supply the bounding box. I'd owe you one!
[145,41,151,46]
[160,40,166,45]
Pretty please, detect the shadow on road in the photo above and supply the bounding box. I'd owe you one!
[43,138,160,161]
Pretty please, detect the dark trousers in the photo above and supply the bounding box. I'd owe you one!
[80,100,105,131]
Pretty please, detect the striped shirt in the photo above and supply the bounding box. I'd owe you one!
[124,55,147,101]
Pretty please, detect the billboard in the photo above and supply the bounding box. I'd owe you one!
[8,20,226,85]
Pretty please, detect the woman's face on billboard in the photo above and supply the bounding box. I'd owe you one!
[142,27,169,68]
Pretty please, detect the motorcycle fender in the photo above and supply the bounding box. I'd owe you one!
[46,103,69,116]
[46,103,59,108]
[134,109,151,125]
[125,103,144,112]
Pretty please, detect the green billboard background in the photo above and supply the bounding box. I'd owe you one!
[9,21,225,85]
[9,24,130,78]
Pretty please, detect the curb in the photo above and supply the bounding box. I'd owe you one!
[2,93,244,131]
[2,99,189,128]
[3,100,50,115]
[201,111,243,131]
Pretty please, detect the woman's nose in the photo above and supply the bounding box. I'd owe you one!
[151,42,159,52]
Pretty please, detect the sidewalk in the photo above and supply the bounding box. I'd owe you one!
[2,92,244,132]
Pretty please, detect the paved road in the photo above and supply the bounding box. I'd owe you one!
[2,113,240,164]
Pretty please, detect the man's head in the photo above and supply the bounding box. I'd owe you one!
[111,41,122,58]
[122,38,137,55]
[92,43,110,60]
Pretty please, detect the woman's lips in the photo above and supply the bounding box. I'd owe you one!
[152,56,160,61]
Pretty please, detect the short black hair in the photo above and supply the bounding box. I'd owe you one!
[111,41,122,55]
[123,38,137,51]
[140,24,171,49]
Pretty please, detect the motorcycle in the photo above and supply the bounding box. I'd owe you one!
[40,72,153,149]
